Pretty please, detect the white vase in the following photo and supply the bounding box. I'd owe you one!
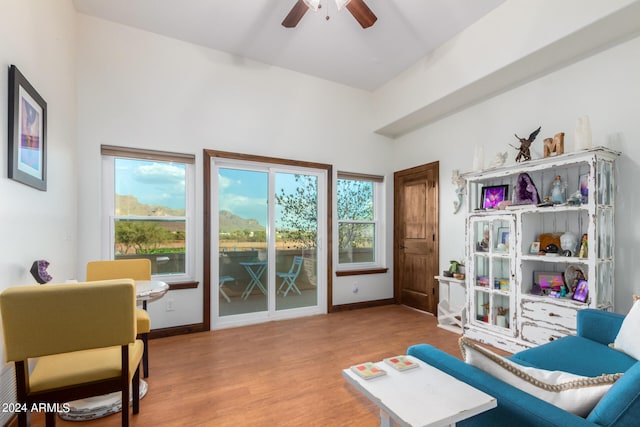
[574,116,592,151]
[473,146,484,171]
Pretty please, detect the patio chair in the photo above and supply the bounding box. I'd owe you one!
[277,256,304,297]
[219,275,234,302]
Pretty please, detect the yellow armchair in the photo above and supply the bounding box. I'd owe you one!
[0,279,143,427]
[86,259,152,378]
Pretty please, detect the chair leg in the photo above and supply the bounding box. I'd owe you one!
[45,411,56,426]
[219,284,231,303]
[17,412,28,427]
[142,333,149,378]
[122,346,130,427]
[133,365,140,415]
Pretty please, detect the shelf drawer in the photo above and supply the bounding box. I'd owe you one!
[520,322,574,345]
[520,298,580,330]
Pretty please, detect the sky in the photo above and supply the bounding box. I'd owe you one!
[114,159,318,226]
[115,158,186,209]
[218,168,317,227]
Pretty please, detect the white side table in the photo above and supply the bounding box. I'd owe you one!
[435,275,466,334]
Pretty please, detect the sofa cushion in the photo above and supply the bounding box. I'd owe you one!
[460,337,622,417]
[612,300,640,360]
[510,335,637,377]
[587,361,640,426]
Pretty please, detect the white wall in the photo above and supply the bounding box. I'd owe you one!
[393,35,640,314]
[0,0,78,420]
[75,15,394,329]
[373,0,640,137]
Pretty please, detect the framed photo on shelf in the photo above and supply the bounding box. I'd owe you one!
[530,241,540,254]
[579,173,589,204]
[497,227,509,248]
[481,185,509,209]
[8,65,47,191]
[572,279,589,302]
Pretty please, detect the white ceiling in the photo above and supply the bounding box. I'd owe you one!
[72,0,505,91]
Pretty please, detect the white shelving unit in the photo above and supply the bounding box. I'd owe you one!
[462,147,619,352]
[436,275,466,334]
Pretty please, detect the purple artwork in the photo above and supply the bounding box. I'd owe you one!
[573,279,588,302]
[514,173,540,205]
[481,185,508,209]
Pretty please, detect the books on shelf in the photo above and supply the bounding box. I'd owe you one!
[350,362,387,379]
[384,355,419,371]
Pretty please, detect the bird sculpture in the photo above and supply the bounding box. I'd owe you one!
[511,126,541,162]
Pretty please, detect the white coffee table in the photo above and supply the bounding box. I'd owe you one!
[342,355,496,427]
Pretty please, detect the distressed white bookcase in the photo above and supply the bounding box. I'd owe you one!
[462,147,619,353]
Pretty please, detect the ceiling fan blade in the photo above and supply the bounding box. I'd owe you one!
[345,0,377,28]
[282,0,309,28]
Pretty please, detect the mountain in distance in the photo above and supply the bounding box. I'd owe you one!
[115,195,263,231]
[115,194,185,216]
[219,210,264,232]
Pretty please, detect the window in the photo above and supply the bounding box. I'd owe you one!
[337,172,384,269]
[102,146,195,281]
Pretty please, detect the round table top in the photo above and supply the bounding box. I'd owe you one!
[135,280,169,302]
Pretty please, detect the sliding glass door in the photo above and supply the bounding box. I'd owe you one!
[212,160,325,326]
[217,167,269,316]
[275,172,318,311]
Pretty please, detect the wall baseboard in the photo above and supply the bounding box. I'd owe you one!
[330,298,395,312]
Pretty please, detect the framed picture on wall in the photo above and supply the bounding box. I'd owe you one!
[8,65,47,191]
[481,185,509,209]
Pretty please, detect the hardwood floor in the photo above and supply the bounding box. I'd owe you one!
[31,305,467,426]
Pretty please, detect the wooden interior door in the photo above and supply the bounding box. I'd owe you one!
[394,162,439,314]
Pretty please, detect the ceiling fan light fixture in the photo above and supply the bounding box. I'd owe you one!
[335,0,352,11]
[303,0,321,11]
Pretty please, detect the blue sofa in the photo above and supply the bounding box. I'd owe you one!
[408,309,640,426]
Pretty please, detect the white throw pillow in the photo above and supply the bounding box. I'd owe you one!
[459,337,621,417]
[613,300,640,359]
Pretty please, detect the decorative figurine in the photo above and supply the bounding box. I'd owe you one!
[579,233,588,258]
[550,175,565,204]
[560,232,579,256]
[543,132,565,157]
[489,152,508,168]
[30,260,52,284]
[511,126,541,162]
[451,169,466,214]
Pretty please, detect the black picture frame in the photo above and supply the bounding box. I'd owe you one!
[481,185,508,209]
[8,65,47,191]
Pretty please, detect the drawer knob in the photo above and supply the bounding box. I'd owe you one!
[548,312,558,317]
[548,337,555,341]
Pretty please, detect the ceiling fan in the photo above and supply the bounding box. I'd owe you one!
[282,0,377,29]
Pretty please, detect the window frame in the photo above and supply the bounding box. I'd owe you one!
[101,145,196,283]
[335,171,385,272]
